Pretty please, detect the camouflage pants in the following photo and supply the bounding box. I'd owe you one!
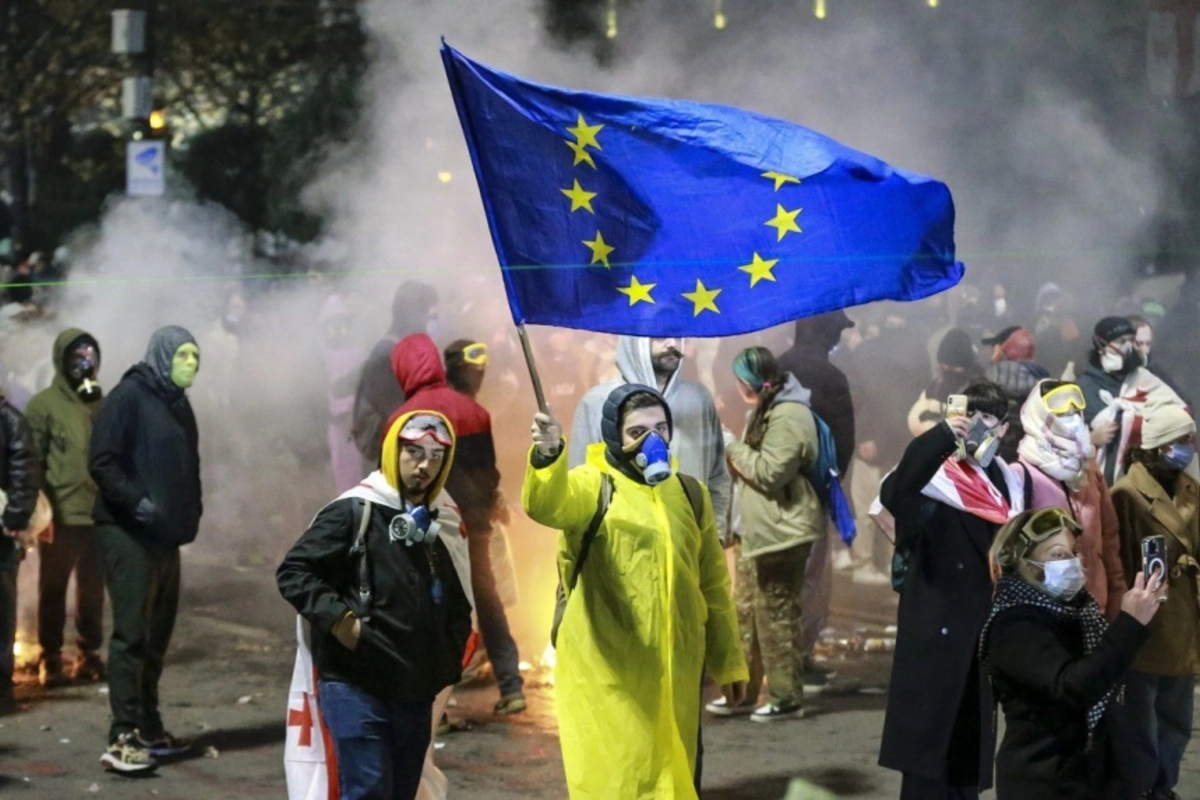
[735,542,812,709]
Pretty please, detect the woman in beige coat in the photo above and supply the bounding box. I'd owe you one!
[709,347,822,722]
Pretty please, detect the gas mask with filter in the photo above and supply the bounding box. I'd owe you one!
[66,341,102,402]
[622,430,673,486]
[964,414,1003,468]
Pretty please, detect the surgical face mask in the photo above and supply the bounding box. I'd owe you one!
[1056,413,1090,445]
[1029,556,1086,601]
[634,431,673,486]
[1163,443,1196,472]
[965,415,1002,468]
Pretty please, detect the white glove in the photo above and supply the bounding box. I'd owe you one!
[531,412,563,457]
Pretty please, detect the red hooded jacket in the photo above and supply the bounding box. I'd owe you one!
[385,334,499,532]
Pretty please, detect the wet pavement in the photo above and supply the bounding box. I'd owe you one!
[1,557,1199,798]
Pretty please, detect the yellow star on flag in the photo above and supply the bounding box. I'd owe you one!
[565,139,596,169]
[583,231,615,267]
[561,179,597,213]
[566,113,604,151]
[617,275,656,306]
[765,204,803,241]
[739,252,779,287]
[761,170,801,191]
[682,279,722,316]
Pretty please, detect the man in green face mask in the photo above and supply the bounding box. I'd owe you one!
[88,325,202,774]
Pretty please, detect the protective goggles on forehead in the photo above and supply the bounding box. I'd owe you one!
[1042,383,1086,415]
[460,342,488,366]
[1020,507,1082,544]
[398,415,453,448]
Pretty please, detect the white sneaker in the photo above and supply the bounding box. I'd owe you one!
[852,565,891,586]
[705,697,755,716]
[832,550,854,571]
[749,703,805,723]
[100,733,158,773]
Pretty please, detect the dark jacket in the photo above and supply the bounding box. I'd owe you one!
[387,335,499,535]
[89,364,202,547]
[24,328,103,526]
[776,341,855,475]
[276,498,472,703]
[0,398,38,545]
[878,423,1006,787]
[985,607,1147,800]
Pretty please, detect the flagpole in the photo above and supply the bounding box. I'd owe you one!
[516,324,549,414]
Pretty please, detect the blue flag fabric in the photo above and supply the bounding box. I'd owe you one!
[442,43,964,338]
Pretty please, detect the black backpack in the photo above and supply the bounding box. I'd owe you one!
[549,473,705,647]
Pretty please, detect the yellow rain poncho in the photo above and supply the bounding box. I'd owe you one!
[523,442,747,799]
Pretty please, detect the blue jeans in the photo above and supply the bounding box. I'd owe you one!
[317,679,433,800]
[1109,670,1195,796]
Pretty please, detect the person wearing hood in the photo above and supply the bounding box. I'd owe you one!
[0,383,38,714]
[777,311,863,674]
[979,507,1162,800]
[907,328,984,438]
[24,328,106,687]
[526,386,747,799]
[1108,404,1200,800]
[569,336,731,543]
[1015,381,1127,620]
[982,326,1051,463]
[350,281,438,470]
[385,335,525,717]
[708,347,822,722]
[1077,316,1189,486]
[88,326,202,773]
[278,411,472,800]
[879,380,1023,799]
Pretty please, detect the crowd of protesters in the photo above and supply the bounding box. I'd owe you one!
[2,270,1199,799]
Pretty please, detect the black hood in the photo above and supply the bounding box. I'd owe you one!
[600,383,673,483]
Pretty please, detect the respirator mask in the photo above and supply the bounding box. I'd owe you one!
[964,414,1002,468]
[1098,340,1141,375]
[389,503,441,547]
[67,343,102,402]
[624,431,673,486]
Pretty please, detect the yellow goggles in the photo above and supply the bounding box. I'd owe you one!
[461,342,488,366]
[1043,384,1086,416]
[1021,507,1082,543]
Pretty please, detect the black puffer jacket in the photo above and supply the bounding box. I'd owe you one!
[89,364,202,546]
[276,499,473,703]
[0,397,38,533]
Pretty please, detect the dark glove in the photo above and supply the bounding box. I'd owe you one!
[134,498,156,525]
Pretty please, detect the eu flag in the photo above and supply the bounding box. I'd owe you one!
[442,43,964,338]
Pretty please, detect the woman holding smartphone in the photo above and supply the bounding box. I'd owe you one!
[1109,403,1199,800]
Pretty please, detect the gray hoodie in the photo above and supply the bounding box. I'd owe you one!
[569,336,731,538]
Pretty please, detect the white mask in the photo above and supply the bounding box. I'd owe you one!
[1099,349,1125,373]
[1030,556,1086,601]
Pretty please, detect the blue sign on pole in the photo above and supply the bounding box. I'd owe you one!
[126,140,165,196]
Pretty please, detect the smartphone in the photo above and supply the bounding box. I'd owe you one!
[946,394,969,459]
[946,394,969,418]
[1142,535,1168,599]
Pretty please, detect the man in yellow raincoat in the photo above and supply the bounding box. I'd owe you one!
[523,383,747,799]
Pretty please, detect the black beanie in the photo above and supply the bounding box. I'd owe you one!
[936,328,977,369]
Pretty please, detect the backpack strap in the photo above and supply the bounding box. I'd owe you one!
[566,474,613,592]
[1018,462,1034,513]
[348,498,373,620]
[678,473,706,526]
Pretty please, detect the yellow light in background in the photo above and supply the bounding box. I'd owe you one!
[437,171,452,183]
[814,0,826,20]
[927,0,938,6]
[148,109,166,130]
[714,0,726,29]
[606,3,617,39]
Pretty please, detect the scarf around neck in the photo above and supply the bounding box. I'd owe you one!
[920,456,1024,525]
[980,574,1112,730]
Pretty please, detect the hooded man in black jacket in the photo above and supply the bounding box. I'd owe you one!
[277,411,472,800]
[89,326,202,773]
[0,388,38,714]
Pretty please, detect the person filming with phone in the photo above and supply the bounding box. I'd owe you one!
[1108,402,1199,800]
[878,380,1023,799]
